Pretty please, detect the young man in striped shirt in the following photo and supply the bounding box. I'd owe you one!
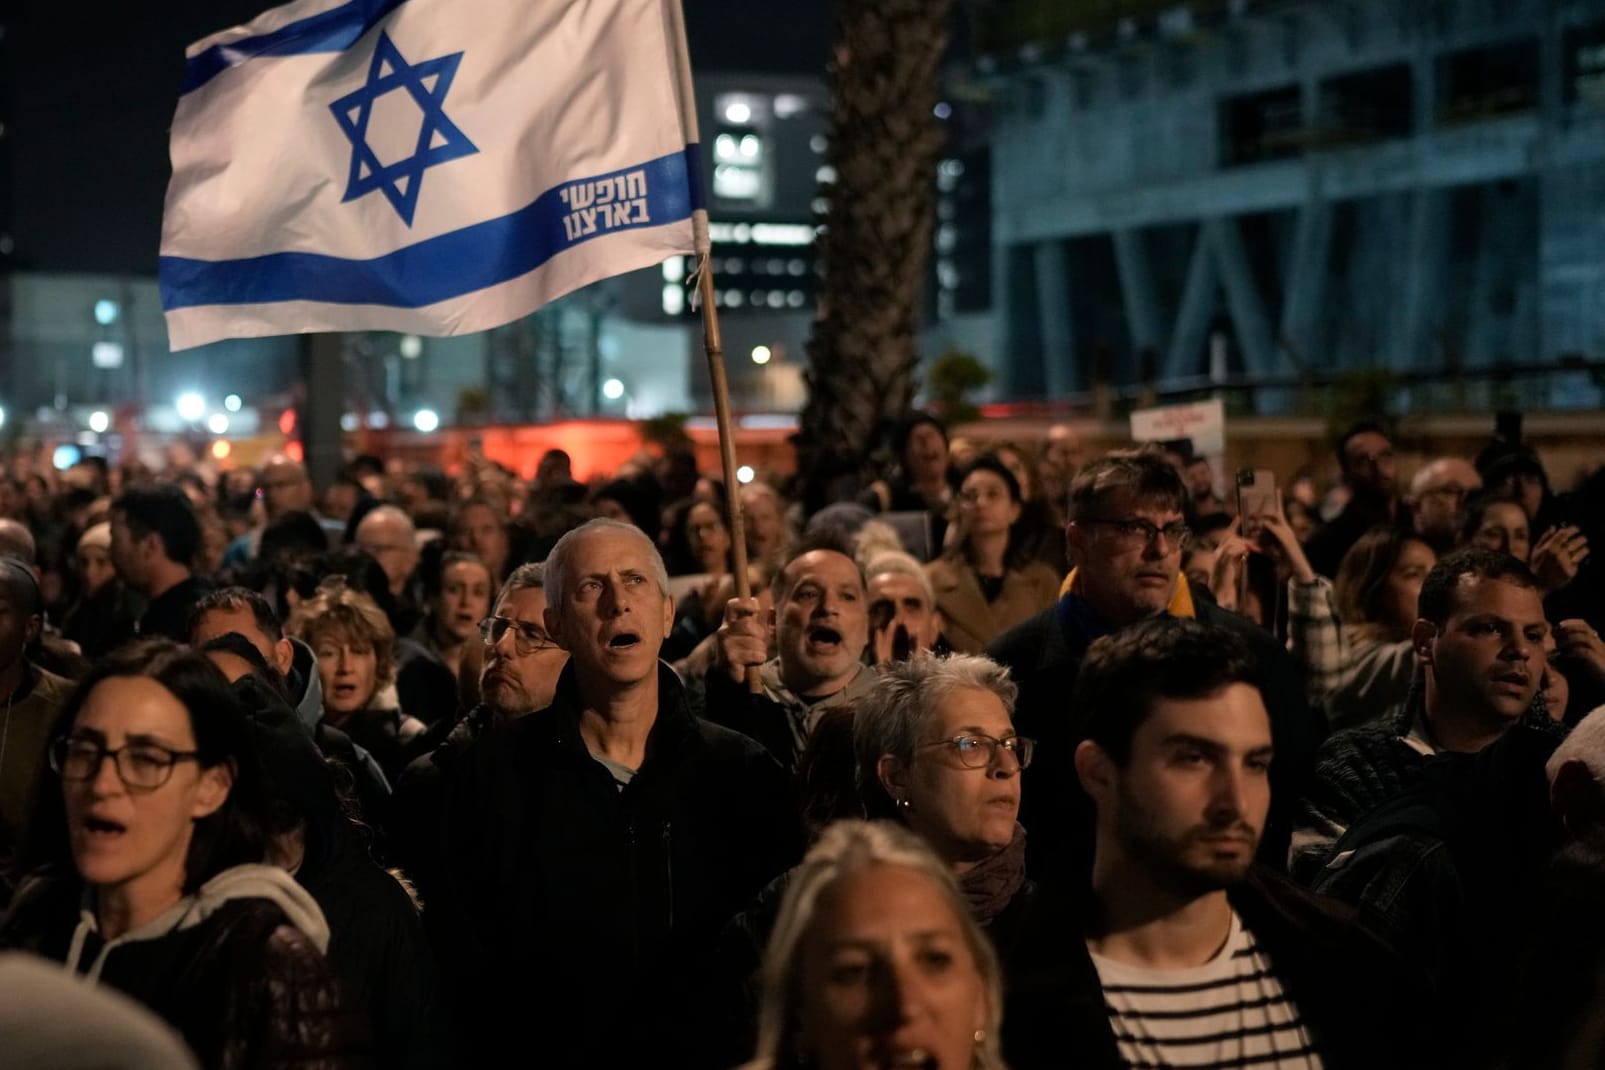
[1056,617,1427,1069]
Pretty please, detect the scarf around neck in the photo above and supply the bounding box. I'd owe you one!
[958,823,1027,926]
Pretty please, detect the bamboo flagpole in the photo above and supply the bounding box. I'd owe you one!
[667,0,762,693]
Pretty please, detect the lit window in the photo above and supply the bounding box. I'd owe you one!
[662,258,685,282]
[786,291,806,308]
[662,284,685,315]
[724,100,751,124]
[714,164,762,200]
[726,291,745,308]
[766,292,785,309]
[714,134,740,161]
[810,134,828,154]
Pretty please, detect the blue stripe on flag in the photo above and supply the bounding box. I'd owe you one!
[181,0,412,95]
[160,147,697,312]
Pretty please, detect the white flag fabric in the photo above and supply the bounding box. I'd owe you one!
[160,0,705,351]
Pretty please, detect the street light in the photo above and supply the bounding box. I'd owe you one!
[223,394,243,412]
[737,465,755,484]
[413,408,440,433]
[208,413,230,435]
[88,411,110,434]
[602,378,625,401]
[750,345,771,365]
[176,392,205,422]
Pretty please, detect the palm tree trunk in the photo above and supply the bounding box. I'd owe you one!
[797,0,952,514]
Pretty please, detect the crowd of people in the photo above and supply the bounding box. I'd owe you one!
[0,411,1602,1068]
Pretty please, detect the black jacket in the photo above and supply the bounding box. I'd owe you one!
[1004,870,1430,1070]
[986,588,1323,885]
[434,663,802,1066]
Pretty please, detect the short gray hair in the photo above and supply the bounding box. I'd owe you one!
[853,653,1018,818]
[746,820,1005,1070]
[542,518,669,610]
[494,561,545,611]
[863,550,935,609]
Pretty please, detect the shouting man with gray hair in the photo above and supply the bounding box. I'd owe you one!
[435,519,801,1066]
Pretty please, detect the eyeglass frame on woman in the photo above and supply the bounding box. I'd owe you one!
[477,615,555,653]
[49,735,201,793]
[916,732,1035,770]
[1079,517,1192,551]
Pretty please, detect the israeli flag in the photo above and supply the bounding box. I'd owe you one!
[159,0,706,351]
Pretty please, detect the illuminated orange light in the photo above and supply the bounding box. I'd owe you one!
[279,409,297,435]
[285,440,304,463]
[211,440,231,460]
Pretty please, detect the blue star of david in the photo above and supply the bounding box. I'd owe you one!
[330,32,478,226]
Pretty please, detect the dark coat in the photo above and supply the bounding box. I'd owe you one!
[434,662,803,1066]
[0,878,371,1069]
[1003,870,1430,1070]
[986,588,1323,885]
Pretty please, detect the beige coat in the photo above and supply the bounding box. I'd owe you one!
[924,557,1062,655]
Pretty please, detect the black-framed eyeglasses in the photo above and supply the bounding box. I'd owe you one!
[918,733,1035,770]
[478,615,555,653]
[1081,517,1191,551]
[49,736,201,793]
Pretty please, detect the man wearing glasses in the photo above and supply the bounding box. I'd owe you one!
[389,562,566,902]
[987,449,1320,886]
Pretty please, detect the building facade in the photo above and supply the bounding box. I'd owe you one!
[973,0,1605,412]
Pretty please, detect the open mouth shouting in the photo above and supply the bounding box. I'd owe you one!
[78,814,128,844]
[806,625,844,656]
[605,630,642,653]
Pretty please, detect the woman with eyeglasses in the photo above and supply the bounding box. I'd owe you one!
[289,577,426,781]
[926,455,1063,655]
[712,655,1058,1069]
[0,640,368,1066]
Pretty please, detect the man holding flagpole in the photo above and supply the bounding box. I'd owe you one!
[157,0,782,1062]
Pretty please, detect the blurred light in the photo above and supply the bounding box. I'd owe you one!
[934,101,952,119]
[809,134,828,154]
[223,393,243,412]
[211,440,231,460]
[724,101,751,124]
[341,413,359,432]
[0,406,6,429]
[815,165,836,184]
[766,291,785,309]
[91,341,124,369]
[93,299,119,326]
[602,378,625,400]
[661,258,684,283]
[739,134,760,157]
[88,411,109,434]
[399,334,422,359]
[774,94,808,119]
[278,409,297,435]
[368,411,389,430]
[52,445,80,471]
[176,392,205,422]
[736,465,755,484]
[661,284,685,316]
[750,345,772,365]
[207,413,229,435]
[413,408,440,433]
[285,441,304,463]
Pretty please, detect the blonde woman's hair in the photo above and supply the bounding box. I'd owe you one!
[286,576,397,690]
[744,819,1008,1070]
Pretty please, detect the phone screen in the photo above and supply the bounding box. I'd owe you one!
[1237,469,1277,537]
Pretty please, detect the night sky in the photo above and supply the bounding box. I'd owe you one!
[4,0,830,275]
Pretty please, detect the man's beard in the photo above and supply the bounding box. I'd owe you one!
[1114,784,1258,898]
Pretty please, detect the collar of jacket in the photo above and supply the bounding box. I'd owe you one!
[757,658,876,715]
[1058,566,1196,618]
[531,660,697,768]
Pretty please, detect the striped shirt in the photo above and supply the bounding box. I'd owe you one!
[1090,911,1323,1069]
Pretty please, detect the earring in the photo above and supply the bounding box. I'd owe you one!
[897,797,911,811]
[973,1029,987,1045]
